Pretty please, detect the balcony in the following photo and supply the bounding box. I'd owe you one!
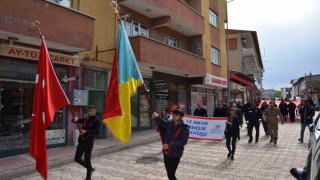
[0,0,95,53]
[119,0,204,36]
[129,36,206,77]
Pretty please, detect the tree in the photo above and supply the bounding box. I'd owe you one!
[274,91,281,98]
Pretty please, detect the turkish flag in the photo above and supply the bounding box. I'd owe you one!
[29,37,70,179]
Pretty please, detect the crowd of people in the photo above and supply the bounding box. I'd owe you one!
[192,97,317,161]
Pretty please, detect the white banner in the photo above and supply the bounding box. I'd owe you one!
[183,115,227,141]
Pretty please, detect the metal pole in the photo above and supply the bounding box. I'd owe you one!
[226,1,231,104]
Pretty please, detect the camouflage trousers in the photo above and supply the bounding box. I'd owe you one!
[267,122,278,140]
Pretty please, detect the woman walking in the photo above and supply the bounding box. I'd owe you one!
[279,100,288,124]
[225,108,242,161]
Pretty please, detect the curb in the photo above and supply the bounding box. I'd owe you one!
[2,136,160,180]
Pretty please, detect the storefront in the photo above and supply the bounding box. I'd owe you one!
[230,71,255,104]
[0,45,80,158]
[190,74,226,117]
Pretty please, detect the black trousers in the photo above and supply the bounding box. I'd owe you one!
[75,138,94,179]
[226,132,237,155]
[248,122,259,140]
[164,155,180,180]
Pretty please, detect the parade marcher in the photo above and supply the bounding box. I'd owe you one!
[72,105,101,180]
[231,103,243,140]
[279,100,288,124]
[308,97,315,107]
[298,100,315,143]
[236,100,243,110]
[225,108,242,161]
[245,103,262,143]
[261,101,269,136]
[271,98,278,107]
[214,100,228,117]
[159,108,171,136]
[243,99,252,130]
[153,110,189,180]
[288,101,297,123]
[221,99,228,109]
[263,102,282,145]
[193,103,208,117]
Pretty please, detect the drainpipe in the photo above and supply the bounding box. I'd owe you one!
[78,0,81,11]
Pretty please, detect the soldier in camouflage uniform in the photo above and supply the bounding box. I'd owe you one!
[262,101,282,145]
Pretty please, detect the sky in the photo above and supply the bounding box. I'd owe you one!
[228,0,320,91]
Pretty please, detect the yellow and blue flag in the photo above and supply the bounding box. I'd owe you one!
[102,22,143,144]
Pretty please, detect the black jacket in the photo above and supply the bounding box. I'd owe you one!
[157,117,189,158]
[245,107,262,124]
[214,106,228,117]
[288,103,296,113]
[193,108,208,117]
[225,116,242,136]
[71,116,101,142]
[299,106,315,124]
[243,103,251,115]
[279,103,288,115]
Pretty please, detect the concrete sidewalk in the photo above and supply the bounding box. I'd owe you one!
[0,129,160,180]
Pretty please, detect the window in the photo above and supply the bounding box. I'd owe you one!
[211,47,220,65]
[164,34,178,48]
[47,0,71,8]
[209,10,218,28]
[121,17,149,38]
[84,69,107,89]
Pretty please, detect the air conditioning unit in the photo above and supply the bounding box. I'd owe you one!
[70,89,89,106]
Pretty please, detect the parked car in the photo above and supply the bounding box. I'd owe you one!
[308,114,320,149]
[290,134,320,180]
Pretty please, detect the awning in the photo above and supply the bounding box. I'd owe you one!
[230,71,254,86]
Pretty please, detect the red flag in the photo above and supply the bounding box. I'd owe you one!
[29,37,70,179]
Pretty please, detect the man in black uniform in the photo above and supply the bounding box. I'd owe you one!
[214,100,228,117]
[72,105,101,180]
[245,103,262,143]
[243,99,252,130]
[193,103,208,117]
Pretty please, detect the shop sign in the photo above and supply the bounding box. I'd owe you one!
[231,82,246,92]
[155,81,168,99]
[205,74,227,88]
[46,129,65,145]
[0,45,80,67]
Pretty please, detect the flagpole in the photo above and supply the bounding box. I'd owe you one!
[31,21,85,141]
[142,84,165,144]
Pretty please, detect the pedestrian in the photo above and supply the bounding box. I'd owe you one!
[261,101,269,136]
[214,100,228,117]
[279,100,288,124]
[245,103,262,143]
[225,108,242,160]
[159,108,171,136]
[152,110,189,180]
[221,99,228,109]
[288,101,297,123]
[72,105,101,180]
[271,98,278,107]
[243,99,252,130]
[263,102,282,145]
[308,97,315,107]
[236,100,243,110]
[298,100,315,143]
[193,103,208,117]
[230,103,243,140]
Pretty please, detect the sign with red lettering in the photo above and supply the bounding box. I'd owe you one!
[205,74,228,88]
[0,45,80,67]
